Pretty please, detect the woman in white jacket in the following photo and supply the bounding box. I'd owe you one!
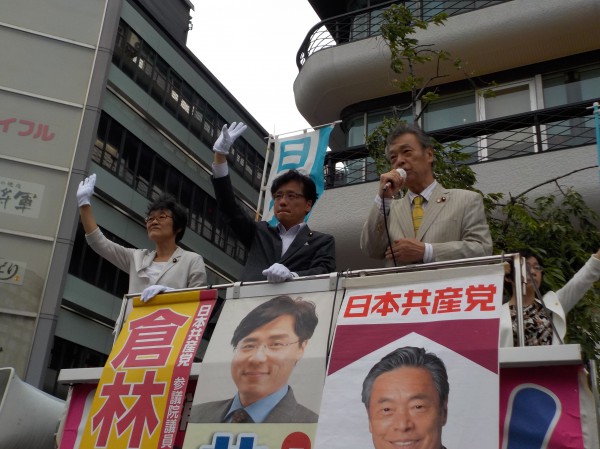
[76,174,206,323]
[501,248,600,347]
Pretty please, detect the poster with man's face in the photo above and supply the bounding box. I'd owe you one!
[315,264,504,449]
[183,289,336,449]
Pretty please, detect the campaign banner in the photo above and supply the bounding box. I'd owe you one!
[315,264,504,449]
[262,125,333,226]
[77,289,216,449]
[59,379,199,449]
[183,290,337,449]
[500,365,586,449]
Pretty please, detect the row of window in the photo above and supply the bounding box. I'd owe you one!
[113,20,265,190]
[332,62,600,187]
[346,63,600,148]
[93,112,249,265]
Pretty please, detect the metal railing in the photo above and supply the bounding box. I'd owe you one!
[297,0,510,69]
[325,99,600,188]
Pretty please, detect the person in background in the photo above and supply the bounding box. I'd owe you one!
[361,122,492,266]
[501,248,600,347]
[210,122,336,282]
[76,174,206,320]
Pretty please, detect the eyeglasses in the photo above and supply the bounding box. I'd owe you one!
[145,213,173,224]
[235,340,300,354]
[273,192,305,202]
[527,264,544,273]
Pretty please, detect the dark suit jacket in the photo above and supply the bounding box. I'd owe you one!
[188,386,318,423]
[213,175,336,281]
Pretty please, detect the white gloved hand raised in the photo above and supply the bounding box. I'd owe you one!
[77,174,96,208]
[141,284,174,302]
[262,263,294,283]
[213,122,248,155]
[77,173,96,207]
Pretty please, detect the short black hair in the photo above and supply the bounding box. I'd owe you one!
[270,169,318,205]
[231,295,318,347]
[146,194,188,243]
[361,346,449,413]
[385,122,434,160]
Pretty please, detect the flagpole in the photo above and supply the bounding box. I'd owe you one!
[262,120,342,140]
[255,135,274,222]
[594,102,600,184]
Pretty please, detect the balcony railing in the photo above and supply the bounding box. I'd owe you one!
[297,0,510,69]
[324,99,600,189]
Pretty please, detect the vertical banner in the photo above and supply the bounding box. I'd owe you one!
[78,289,217,449]
[183,290,336,449]
[315,264,504,449]
[500,365,586,449]
[262,125,334,225]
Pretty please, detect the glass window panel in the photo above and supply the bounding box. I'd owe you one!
[367,110,389,135]
[579,65,600,101]
[346,115,365,146]
[135,146,153,198]
[150,59,168,104]
[150,157,168,200]
[484,84,531,119]
[423,94,476,130]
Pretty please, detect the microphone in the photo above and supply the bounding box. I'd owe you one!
[383,168,407,191]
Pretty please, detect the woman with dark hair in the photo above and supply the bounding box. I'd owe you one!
[76,174,206,320]
[501,248,600,347]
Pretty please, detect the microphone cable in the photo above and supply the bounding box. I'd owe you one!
[382,194,398,267]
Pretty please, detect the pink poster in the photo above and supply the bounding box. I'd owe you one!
[315,264,505,449]
[500,365,585,449]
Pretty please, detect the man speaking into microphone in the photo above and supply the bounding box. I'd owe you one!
[360,122,492,265]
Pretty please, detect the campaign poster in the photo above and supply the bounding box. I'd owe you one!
[315,264,504,449]
[77,289,216,449]
[500,364,587,449]
[183,290,337,449]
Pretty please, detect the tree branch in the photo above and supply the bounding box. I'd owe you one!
[513,165,598,200]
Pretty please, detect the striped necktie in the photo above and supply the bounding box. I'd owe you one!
[230,408,253,423]
[412,195,424,235]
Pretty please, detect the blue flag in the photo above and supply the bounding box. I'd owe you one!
[262,125,334,226]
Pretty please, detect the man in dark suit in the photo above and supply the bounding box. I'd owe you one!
[210,122,336,282]
[362,347,449,449]
[189,295,319,423]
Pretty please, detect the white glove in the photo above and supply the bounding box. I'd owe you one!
[213,122,248,155]
[77,174,96,207]
[262,263,293,283]
[141,284,174,302]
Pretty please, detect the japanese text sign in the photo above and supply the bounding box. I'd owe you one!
[79,289,216,449]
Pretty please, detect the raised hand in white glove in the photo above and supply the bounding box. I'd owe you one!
[262,263,294,283]
[213,122,248,155]
[77,174,96,208]
[141,284,174,302]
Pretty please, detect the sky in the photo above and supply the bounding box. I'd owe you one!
[185,1,321,137]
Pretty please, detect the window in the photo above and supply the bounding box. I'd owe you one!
[114,20,265,192]
[543,63,600,108]
[423,93,476,131]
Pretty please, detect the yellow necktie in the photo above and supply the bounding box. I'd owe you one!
[412,195,424,235]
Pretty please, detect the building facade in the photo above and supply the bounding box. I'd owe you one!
[295,0,600,270]
[1,0,268,396]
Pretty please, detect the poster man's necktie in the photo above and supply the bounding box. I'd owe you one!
[412,195,424,235]
[230,408,254,423]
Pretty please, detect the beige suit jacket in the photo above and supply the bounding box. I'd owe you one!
[360,184,492,263]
